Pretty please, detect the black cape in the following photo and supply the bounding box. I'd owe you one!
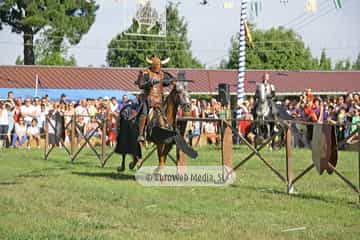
[114,104,142,158]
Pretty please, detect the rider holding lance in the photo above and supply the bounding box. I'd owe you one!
[135,56,174,142]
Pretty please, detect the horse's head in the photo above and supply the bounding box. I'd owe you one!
[175,81,191,113]
[167,80,191,115]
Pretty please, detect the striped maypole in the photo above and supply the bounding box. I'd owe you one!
[237,0,248,119]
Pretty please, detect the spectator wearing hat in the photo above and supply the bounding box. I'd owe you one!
[60,93,67,104]
[7,91,15,106]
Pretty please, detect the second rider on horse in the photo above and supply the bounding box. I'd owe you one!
[253,73,277,118]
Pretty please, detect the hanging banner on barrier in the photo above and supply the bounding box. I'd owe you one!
[311,124,338,175]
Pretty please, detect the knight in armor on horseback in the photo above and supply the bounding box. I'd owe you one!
[135,56,174,143]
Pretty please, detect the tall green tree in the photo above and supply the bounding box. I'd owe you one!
[0,0,98,65]
[107,2,202,68]
[352,53,360,70]
[221,27,318,70]
[318,49,332,70]
[16,34,76,66]
[335,58,351,70]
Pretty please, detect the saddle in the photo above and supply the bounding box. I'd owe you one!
[146,107,172,143]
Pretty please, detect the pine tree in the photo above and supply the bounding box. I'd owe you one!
[352,53,360,70]
[319,49,332,70]
[0,0,98,65]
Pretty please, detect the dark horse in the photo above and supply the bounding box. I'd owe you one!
[141,80,197,169]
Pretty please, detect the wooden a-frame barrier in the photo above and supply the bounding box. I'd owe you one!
[44,114,115,167]
[43,114,359,201]
[177,118,360,202]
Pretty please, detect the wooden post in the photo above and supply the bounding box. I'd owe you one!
[222,120,233,170]
[44,115,49,160]
[285,123,293,194]
[221,119,233,183]
[71,114,76,160]
[101,117,107,165]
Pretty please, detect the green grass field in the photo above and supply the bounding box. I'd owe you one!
[0,145,359,240]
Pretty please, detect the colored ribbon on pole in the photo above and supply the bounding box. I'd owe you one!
[333,0,343,9]
[223,1,234,9]
[249,0,262,17]
[237,0,247,119]
[306,0,317,13]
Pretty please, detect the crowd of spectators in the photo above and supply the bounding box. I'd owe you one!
[0,88,359,150]
[236,88,360,146]
[184,88,360,147]
[0,91,126,149]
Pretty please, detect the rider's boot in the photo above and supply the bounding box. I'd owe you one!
[138,114,147,143]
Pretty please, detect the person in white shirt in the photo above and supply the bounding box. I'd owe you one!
[75,99,90,124]
[0,102,9,147]
[37,104,47,133]
[204,122,218,144]
[21,98,35,126]
[11,117,27,147]
[33,97,42,119]
[6,103,15,147]
[110,97,119,113]
[27,119,40,149]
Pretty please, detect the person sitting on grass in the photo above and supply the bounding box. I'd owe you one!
[85,116,101,138]
[204,122,218,145]
[85,116,102,147]
[26,119,40,149]
[11,117,27,148]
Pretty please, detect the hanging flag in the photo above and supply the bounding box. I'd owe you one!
[245,21,254,48]
[306,0,317,13]
[223,1,234,9]
[249,0,262,17]
[280,0,289,6]
[333,0,343,9]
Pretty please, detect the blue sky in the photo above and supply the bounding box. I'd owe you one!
[0,0,359,67]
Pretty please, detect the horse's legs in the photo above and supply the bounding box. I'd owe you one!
[157,144,166,170]
[129,155,139,170]
[117,154,126,172]
[157,143,173,170]
[270,123,275,150]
